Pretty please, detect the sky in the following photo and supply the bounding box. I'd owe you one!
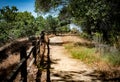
[0,0,62,18]
[70,23,82,32]
[0,0,37,17]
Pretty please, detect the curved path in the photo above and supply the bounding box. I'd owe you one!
[49,36,101,82]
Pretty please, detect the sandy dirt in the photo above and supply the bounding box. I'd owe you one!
[1,35,119,81]
[49,36,101,82]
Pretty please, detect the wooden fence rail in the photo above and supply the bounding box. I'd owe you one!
[6,31,49,82]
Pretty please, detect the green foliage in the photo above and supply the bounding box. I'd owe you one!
[35,0,120,45]
[68,0,120,44]
[102,52,120,66]
[0,6,40,45]
[0,21,10,43]
[57,25,70,32]
[46,15,58,34]
[80,33,89,39]
[58,6,71,20]
[35,16,46,30]
[35,0,63,13]
[15,11,37,37]
[0,6,18,22]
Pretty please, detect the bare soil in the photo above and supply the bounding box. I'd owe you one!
[0,37,35,81]
[0,35,120,82]
[49,36,101,82]
[49,36,120,82]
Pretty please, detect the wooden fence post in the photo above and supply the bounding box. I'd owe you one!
[32,41,37,64]
[37,40,40,54]
[20,46,27,82]
[46,38,50,82]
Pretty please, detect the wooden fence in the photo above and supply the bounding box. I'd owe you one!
[6,32,50,82]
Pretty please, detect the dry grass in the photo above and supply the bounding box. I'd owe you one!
[0,54,19,81]
[62,35,120,81]
[62,35,89,43]
[0,38,32,81]
[0,35,50,81]
[0,53,19,68]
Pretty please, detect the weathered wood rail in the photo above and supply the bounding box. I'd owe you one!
[6,31,50,82]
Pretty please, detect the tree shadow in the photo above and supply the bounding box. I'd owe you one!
[74,42,95,48]
[50,42,64,46]
[56,34,80,36]
[0,40,32,63]
[51,70,92,82]
[36,42,51,82]
[50,59,61,65]
[49,56,99,82]
[51,69,120,82]
[36,43,45,82]
[0,63,18,82]
[85,70,120,82]
[0,48,9,63]
[50,41,71,46]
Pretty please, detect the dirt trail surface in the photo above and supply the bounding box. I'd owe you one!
[49,36,101,82]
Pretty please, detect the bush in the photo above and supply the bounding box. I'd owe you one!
[102,52,120,66]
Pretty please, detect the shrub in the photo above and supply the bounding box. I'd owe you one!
[102,52,120,66]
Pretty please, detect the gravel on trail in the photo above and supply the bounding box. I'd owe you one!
[49,36,101,82]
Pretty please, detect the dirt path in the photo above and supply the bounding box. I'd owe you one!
[49,36,101,82]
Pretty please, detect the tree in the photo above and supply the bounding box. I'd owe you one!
[35,0,63,13]
[35,0,120,44]
[0,6,18,22]
[35,16,47,33]
[0,6,38,45]
[0,6,18,43]
[15,11,37,37]
[46,15,58,35]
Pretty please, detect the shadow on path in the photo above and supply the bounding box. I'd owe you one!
[49,36,120,82]
[0,63,18,81]
[36,36,120,82]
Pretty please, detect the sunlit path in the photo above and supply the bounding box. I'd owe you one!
[49,36,101,82]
